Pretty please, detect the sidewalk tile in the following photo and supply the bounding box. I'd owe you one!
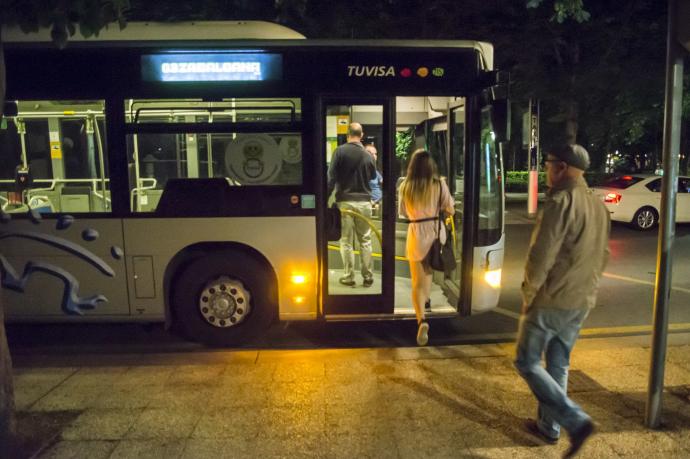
[221,362,277,383]
[61,366,129,387]
[14,368,79,410]
[267,380,326,406]
[181,439,255,459]
[109,439,186,459]
[208,382,272,407]
[323,432,399,459]
[323,379,380,406]
[91,384,160,409]
[147,385,214,409]
[166,364,226,386]
[324,360,378,384]
[273,360,326,382]
[61,408,142,441]
[191,407,265,439]
[29,384,107,412]
[112,365,176,387]
[599,430,682,456]
[37,440,116,459]
[252,432,326,459]
[126,407,202,440]
[261,405,326,438]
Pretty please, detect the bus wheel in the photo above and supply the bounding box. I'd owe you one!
[172,253,275,346]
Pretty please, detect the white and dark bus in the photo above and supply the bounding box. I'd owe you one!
[0,21,506,345]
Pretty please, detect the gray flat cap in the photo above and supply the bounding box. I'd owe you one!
[550,144,590,171]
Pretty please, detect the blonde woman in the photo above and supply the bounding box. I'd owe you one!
[398,149,454,346]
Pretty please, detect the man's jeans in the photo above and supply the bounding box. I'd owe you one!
[514,307,591,439]
[338,201,373,282]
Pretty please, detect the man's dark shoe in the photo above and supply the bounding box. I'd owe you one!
[524,419,558,445]
[363,277,374,287]
[564,420,595,458]
[339,277,356,286]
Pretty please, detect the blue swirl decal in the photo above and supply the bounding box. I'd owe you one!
[0,211,117,315]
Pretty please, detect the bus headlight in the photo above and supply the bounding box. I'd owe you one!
[484,269,501,289]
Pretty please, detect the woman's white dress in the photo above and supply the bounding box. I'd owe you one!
[398,179,455,262]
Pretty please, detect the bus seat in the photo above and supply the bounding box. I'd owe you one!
[90,189,111,212]
[136,189,162,212]
[28,195,55,213]
[60,185,92,212]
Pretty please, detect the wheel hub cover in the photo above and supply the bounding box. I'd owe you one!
[198,276,251,328]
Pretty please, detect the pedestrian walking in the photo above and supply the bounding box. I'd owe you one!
[398,149,454,346]
[514,144,610,457]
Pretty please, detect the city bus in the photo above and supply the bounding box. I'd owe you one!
[0,21,506,345]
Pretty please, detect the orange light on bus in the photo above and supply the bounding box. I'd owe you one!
[291,274,307,284]
[293,296,305,304]
[484,269,501,289]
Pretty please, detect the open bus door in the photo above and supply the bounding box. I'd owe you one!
[319,97,395,316]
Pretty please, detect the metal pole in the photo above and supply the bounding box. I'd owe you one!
[645,0,685,429]
[527,99,539,217]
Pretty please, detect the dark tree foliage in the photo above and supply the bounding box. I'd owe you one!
[273,0,681,170]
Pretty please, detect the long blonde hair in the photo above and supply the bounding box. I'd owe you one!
[400,149,438,208]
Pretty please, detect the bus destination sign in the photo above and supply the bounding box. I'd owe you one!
[142,53,283,82]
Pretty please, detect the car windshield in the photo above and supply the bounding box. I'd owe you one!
[603,175,645,189]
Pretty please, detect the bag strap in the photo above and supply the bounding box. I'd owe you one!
[435,181,443,237]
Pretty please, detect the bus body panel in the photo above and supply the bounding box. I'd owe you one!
[121,216,318,319]
[1,218,130,318]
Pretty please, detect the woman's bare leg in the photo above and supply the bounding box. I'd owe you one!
[409,260,426,324]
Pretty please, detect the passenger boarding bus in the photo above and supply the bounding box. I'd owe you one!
[0,21,507,345]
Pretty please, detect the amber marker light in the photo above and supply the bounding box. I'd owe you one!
[291,274,307,284]
[484,269,502,289]
[293,296,305,304]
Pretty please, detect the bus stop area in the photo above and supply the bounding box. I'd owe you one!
[10,333,690,458]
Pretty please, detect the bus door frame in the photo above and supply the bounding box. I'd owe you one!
[457,94,481,316]
[316,96,396,316]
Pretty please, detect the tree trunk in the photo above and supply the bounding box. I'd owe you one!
[564,99,578,145]
[0,282,16,456]
[0,32,16,457]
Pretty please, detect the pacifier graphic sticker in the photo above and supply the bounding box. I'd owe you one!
[279,136,302,164]
[225,134,282,184]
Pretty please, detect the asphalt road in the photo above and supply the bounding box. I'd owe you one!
[7,216,690,353]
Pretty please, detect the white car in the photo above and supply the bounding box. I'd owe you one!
[592,174,690,230]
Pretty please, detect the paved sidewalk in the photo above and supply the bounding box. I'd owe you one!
[10,334,690,458]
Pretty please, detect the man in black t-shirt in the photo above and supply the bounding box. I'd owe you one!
[327,122,377,287]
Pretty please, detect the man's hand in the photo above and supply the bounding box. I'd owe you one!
[521,301,530,315]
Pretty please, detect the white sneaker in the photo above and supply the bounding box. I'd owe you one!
[416,321,429,346]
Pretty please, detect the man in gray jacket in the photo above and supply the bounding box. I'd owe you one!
[514,144,610,458]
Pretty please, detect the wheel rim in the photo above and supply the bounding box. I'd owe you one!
[637,210,655,229]
[198,276,251,328]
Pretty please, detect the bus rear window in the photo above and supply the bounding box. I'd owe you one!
[603,176,644,189]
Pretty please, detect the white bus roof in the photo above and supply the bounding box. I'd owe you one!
[2,20,307,41]
[3,21,493,70]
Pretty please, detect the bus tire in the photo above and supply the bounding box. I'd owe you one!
[172,252,276,346]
